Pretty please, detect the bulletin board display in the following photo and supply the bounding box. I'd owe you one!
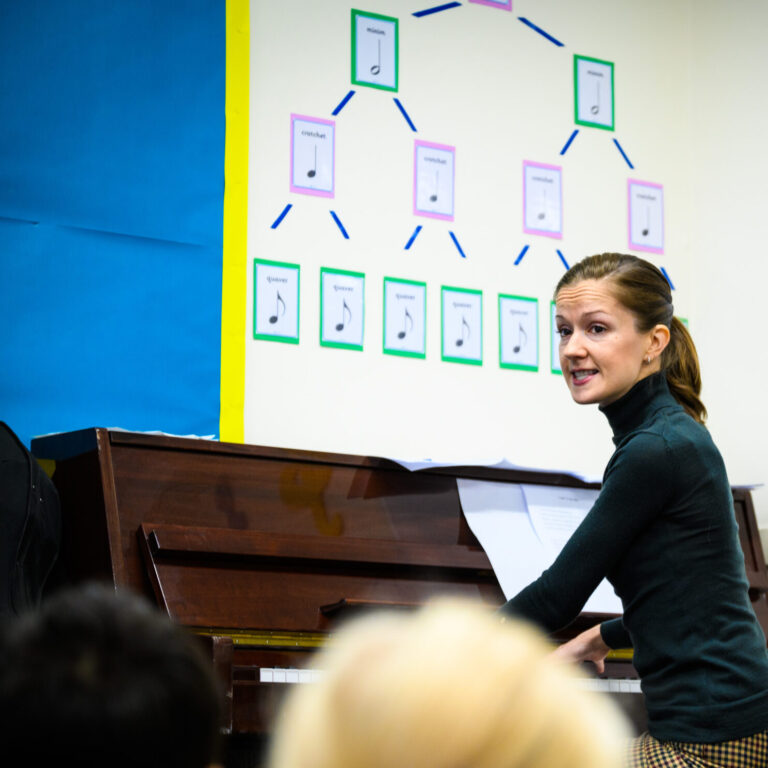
[222,0,692,475]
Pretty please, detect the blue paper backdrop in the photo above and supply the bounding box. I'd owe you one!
[0,1,225,446]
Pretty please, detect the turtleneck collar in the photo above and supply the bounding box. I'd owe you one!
[599,371,679,444]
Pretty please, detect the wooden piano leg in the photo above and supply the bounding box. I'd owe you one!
[199,634,234,735]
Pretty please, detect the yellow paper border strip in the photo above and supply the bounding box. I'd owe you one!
[220,0,249,443]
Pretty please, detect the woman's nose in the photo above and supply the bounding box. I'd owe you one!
[563,331,586,358]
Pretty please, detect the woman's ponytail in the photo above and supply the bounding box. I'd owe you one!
[663,317,707,424]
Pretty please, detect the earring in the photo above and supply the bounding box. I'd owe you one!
[645,355,652,364]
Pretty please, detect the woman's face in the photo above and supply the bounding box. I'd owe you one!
[555,278,657,407]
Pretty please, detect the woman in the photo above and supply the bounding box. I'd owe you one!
[268,599,630,768]
[500,253,768,767]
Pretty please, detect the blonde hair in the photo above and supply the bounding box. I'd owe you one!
[268,599,630,768]
[555,253,707,423]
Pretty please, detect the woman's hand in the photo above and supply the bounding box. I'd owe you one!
[551,624,610,674]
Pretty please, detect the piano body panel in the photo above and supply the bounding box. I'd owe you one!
[48,430,478,598]
[138,523,503,632]
[42,444,120,589]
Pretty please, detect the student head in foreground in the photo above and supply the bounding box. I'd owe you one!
[268,599,630,768]
[0,582,223,768]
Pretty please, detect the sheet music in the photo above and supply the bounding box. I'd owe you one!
[457,479,621,613]
[386,455,602,484]
[521,484,599,554]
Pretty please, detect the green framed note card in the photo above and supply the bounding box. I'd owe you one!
[351,9,398,91]
[499,294,538,371]
[550,300,562,375]
[441,285,482,365]
[320,267,365,350]
[253,259,300,344]
[383,277,426,358]
[574,54,614,130]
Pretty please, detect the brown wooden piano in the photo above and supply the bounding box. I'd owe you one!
[32,428,768,753]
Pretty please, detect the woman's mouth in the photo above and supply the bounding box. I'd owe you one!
[571,369,598,385]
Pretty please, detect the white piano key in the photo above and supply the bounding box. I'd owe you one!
[273,668,287,683]
[286,669,300,684]
[260,667,323,684]
[576,677,642,694]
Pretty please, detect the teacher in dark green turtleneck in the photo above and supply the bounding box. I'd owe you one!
[500,253,768,768]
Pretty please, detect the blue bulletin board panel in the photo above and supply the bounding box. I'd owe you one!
[0,1,225,447]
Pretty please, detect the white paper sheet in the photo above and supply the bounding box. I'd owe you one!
[458,479,621,613]
[628,180,664,251]
[385,455,602,484]
[415,142,455,219]
[383,278,426,356]
[320,269,365,348]
[441,287,482,362]
[354,13,397,90]
[523,161,562,236]
[499,295,538,370]
[457,479,545,599]
[521,484,599,554]
[575,56,614,128]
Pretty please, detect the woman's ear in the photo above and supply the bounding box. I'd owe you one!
[647,323,671,358]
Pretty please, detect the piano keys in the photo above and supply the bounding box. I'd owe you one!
[253,665,641,692]
[32,428,768,743]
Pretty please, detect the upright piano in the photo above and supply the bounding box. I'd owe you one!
[32,428,768,745]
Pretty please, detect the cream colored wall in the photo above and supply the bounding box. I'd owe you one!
[687,0,768,539]
[244,1,698,482]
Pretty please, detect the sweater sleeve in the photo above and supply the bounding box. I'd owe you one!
[601,617,632,649]
[499,431,674,633]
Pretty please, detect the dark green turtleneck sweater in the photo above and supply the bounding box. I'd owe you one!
[501,372,768,743]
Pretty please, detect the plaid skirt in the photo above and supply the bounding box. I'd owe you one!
[624,730,768,768]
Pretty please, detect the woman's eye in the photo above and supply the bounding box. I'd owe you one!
[590,324,607,334]
[556,327,571,338]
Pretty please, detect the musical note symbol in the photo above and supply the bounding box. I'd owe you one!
[429,171,438,203]
[307,145,317,178]
[455,315,470,347]
[370,38,381,76]
[335,299,352,332]
[397,307,413,340]
[537,186,547,220]
[269,290,286,325]
[512,322,527,354]
[642,208,650,237]
[590,81,600,115]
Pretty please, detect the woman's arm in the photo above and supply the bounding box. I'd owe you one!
[500,432,674,632]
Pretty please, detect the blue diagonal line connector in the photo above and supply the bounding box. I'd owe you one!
[613,138,635,169]
[660,267,675,290]
[514,245,530,266]
[405,225,423,250]
[560,129,579,155]
[330,210,349,239]
[449,231,466,258]
[332,90,355,116]
[556,249,569,270]
[393,98,417,132]
[518,17,564,47]
[270,204,292,229]
[413,2,462,17]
